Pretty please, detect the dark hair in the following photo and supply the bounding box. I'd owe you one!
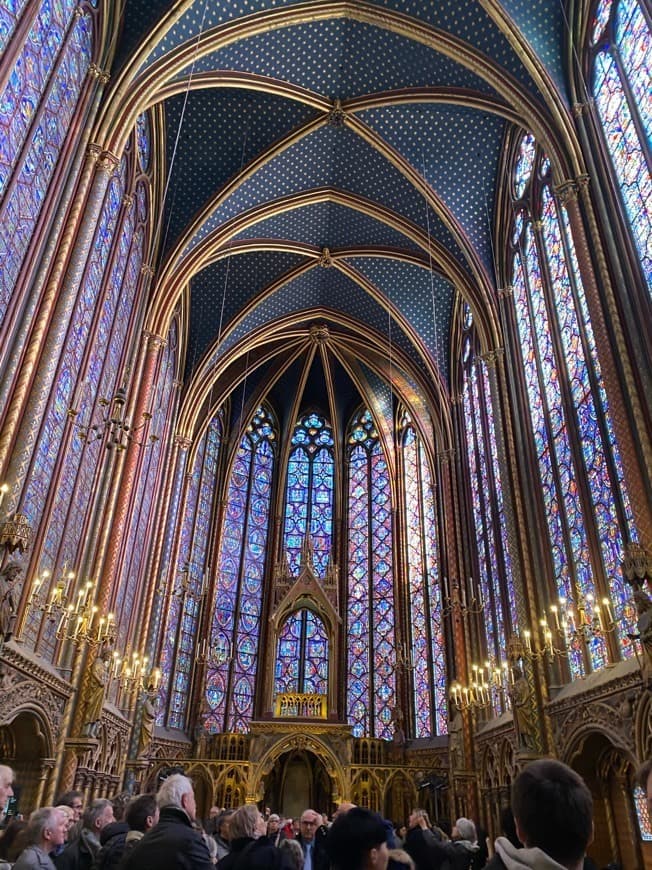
[636,759,652,791]
[326,807,387,870]
[112,791,131,822]
[55,791,83,809]
[125,793,157,832]
[511,759,592,865]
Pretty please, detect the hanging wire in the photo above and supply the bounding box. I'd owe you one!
[154,0,212,259]
[420,148,440,373]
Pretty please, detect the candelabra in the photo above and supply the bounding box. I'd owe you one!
[68,385,158,452]
[516,593,617,662]
[20,567,115,646]
[442,575,485,617]
[450,659,511,712]
[111,649,161,692]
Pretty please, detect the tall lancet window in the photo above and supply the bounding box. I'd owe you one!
[283,412,334,577]
[460,307,517,713]
[159,414,221,730]
[346,409,396,739]
[400,414,447,737]
[591,0,651,294]
[0,0,94,327]
[275,609,329,696]
[509,132,635,678]
[204,406,275,734]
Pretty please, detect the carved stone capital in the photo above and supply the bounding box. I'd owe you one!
[438,448,455,464]
[479,348,504,367]
[96,151,120,175]
[622,542,652,588]
[122,194,134,208]
[497,285,514,298]
[174,435,192,450]
[143,330,166,350]
[554,180,578,205]
[88,63,110,84]
[310,323,330,343]
[140,264,155,277]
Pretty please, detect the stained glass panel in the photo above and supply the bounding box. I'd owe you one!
[634,785,652,841]
[592,0,652,294]
[0,0,31,54]
[514,133,536,198]
[205,407,274,734]
[0,9,93,326]
[283,413,334,577]
[346,410,396,739]
[274,609,328,696]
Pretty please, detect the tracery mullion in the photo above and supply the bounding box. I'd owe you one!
[366,446,376,738]
[418,447,437,732]
[298,610,308,694]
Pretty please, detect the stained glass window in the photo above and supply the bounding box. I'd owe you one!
[117,319,178,648]
[634,785,652,841]
[591,0,652,294]
[0,0,30,54]
[19,156,128,656]
[163,415,222,730]
[346,409,396,739]
[283,413,334,578]
[274,609,329,695]
[400,417,447,736]
[204,406,275,734]
[0,3,93,328]
[460,320,516,714]
[136,111,151,172]
[509,134,636,677]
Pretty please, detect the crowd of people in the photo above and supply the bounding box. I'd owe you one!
[0,758,649,870]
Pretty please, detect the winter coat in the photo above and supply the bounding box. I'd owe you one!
[55,829,100,870]
[404,826,454,870]
[14,846,57,870]
[216,836,295,870]
[93,822,129,870]
[121,806,212,870]
[484,837,575,869]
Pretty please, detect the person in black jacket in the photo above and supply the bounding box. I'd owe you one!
[216,805,294,870]
[485,759,593,870]
[55,800,114,870]
[403,809,452,870]
[325,807,389,870]
[121,774,212,870]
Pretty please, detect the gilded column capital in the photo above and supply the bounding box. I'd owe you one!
[572,100,593,117]
[554,180,578,205]
[497,285,514,298]
[310,323,330,342]
[438,448,456,464]
[87,143,103,162]
[479,347,504,367]
[96,150,120,175]
[142,330,166,350]
[122,194,134,208]
[140,264,155,277]
[174,435,192,450]
[88,63,110,84]
[173,379,184,390]
[450,393,463,405]
[531,219,543,231]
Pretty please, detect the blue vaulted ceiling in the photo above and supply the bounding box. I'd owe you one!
[113,0,573,421]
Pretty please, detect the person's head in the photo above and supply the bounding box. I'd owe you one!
[452,818,476,844]
[111,791,131,822]
[157,773,197,820]
[300,809,320,842]
[636,759,652,819]
[56,790,84,821]
[215,809,234,841]
[396,824,407,839]
[279,838,304,870]
[26,807,67,851]
[125,793,159,832]
[55,805,75,837]
[0,765,14,810]
[334,801,356,819]
[267,813,280,834]
[228,804,266,840]
[511,759,593,867]
[408,808,430,830]
[209,806,221,819]
[326,807,389,870]
[83,798,115,835]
